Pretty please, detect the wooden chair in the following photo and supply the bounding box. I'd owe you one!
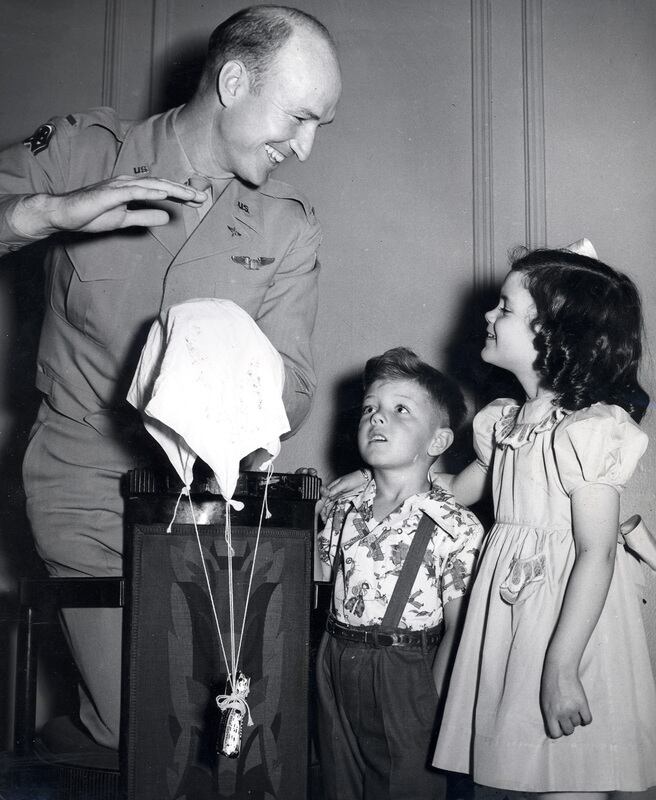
[11,576,125,800]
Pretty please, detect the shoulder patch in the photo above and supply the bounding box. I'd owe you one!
[23,123,55,155]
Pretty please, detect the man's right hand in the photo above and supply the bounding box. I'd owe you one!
[9,175,208,240]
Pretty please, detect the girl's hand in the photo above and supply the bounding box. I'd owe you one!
[427,466,455,492]
[539,484,615,739]
[319,469,369,522]
[540,660,592,738]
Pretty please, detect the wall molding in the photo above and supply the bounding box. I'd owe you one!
[522,0,547,248]
[471,0,495,291]
[102,0,125,109]
[149,0,171,114]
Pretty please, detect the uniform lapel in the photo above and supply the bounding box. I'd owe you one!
[172,180,261,266]
[106,112,268,271]
[115,108,191,258]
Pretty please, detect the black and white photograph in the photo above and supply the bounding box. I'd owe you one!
[0,2,655,799]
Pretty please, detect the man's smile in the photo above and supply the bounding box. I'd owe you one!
[264,144,285,164]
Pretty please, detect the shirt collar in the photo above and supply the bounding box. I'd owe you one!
[342,478,459,540]
[417,485,460,539]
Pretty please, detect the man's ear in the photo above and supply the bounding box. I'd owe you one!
[427,427,454,458]
[216,60,248,107]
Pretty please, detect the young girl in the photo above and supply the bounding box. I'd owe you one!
[325,245,656,797]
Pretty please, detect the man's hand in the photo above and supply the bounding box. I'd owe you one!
[239,448,274,472]
[10,175,207,240]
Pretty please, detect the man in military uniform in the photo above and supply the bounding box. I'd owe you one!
[0,5,341,750]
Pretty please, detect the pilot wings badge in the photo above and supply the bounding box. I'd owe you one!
[231,256,275,271]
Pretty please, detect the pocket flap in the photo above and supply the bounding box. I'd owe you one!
[65,228,152,281]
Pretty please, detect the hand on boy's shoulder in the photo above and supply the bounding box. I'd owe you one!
[320,485,364,527]
[427,467,456,494]
[319,468,370,522]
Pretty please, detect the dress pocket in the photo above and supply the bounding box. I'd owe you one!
[499,552,546,604]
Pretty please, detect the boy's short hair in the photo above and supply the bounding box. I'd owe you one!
[363,347,466,431]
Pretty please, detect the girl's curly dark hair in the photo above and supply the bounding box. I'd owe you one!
[510,248,649,423]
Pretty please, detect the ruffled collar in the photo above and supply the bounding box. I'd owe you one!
[494,397,568,449]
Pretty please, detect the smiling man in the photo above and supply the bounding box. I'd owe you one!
[0,5,341,752]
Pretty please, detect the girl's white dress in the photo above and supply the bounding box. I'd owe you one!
[433,396,656,792]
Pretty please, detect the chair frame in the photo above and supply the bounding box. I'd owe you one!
[13,576,125,757]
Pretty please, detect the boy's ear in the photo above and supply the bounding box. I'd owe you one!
[427,427,454,458]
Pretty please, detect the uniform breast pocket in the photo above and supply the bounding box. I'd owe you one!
[215,255,279,315]
[166,252,279,315]
[223,252,278,289]
[57,232,146,347]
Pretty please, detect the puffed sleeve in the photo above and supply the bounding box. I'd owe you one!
[472,398,517,468]
[553,404,648,495]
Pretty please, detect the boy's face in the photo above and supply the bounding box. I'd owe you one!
[358,378,446,472]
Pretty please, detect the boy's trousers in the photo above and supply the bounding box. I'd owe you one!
[316,629,447,800]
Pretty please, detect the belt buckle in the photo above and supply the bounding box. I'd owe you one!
[373,631,396,647]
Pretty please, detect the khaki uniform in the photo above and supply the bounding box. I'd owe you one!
[0,107,322,747]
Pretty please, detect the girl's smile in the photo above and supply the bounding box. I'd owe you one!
[482,270,541,397]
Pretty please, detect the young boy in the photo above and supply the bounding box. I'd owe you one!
[316,347,484,800]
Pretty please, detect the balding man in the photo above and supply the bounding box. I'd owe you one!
[0,5,341,750]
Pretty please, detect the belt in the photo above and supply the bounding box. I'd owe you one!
[326,614,442,649]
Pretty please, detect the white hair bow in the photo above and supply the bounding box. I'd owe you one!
[564,238,598,259]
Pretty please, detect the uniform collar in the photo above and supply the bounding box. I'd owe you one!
[115,108,268,262]
[115,108,191,257]
[171,109,263,233]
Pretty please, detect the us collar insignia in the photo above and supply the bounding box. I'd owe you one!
[231,256,275,271]
[23,123,55,155]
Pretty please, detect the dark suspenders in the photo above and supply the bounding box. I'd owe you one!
[379,512,435,631]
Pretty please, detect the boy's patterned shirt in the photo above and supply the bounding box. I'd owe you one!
[318,480,484,629]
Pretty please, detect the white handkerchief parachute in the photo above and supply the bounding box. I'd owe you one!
[127,297,290,499]
[127,298,291,758]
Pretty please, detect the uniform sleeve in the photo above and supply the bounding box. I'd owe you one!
[553,404,648,495]
[472,397,516,468]
[0,120,62,253]
[0,109,121,256]
[255,200,322,435]
[440,508,485,606]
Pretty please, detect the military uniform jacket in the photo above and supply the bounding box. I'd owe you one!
[0,107,322,432]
